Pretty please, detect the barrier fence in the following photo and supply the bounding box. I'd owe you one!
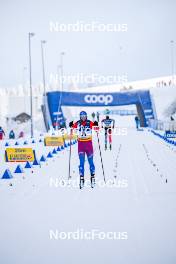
[148,119,176,131]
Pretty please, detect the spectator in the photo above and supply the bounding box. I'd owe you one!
[0,126,5,140]
[170,116,174,121]
[19,131,24,138]
[135,116,140,130]
[9,130,15,139]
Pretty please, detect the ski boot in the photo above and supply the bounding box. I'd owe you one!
[105,144,107,151]
[110,144,112,150]
[90,174,95,188]
[79,176,84,189]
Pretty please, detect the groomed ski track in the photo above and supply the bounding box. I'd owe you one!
[0,128,176,264]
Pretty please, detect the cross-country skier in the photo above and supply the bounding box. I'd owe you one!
[96,112,100,122]
[69,111,98,189]
[0,126,5,140]
[101,116,115,150]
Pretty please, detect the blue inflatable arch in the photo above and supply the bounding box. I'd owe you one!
[45,90,156,128]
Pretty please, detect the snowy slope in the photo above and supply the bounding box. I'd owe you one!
[0,126,176,264]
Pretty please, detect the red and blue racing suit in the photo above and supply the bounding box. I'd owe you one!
[72,120,97,177]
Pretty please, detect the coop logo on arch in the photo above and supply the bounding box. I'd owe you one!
[84,94,113,105]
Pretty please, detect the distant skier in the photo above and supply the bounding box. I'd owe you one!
[101,116,115,150]
[91,112,96,121]
[69,111,98,189]
[135,116,140,130]
[0,126,5,140]
[96,112,100,122]
[9,130,15,139]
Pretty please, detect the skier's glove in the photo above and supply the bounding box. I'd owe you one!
[93,121,98,126]
[69,121,74,127]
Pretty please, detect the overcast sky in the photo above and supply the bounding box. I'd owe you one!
[0,0,176,88]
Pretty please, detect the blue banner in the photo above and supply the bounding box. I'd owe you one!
[165,131,176,138]
[47,90,155,128]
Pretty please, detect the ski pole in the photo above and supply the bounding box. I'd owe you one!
[68,128,73,181]
[96,131,106,183]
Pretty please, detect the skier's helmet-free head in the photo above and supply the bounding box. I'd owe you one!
[80,111,87,121]
[106,115,109,119]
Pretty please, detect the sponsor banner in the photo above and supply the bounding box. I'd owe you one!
[44,136,64,146]
[84,94,113,105]
[47,91,153,107]
[5,148,35,162]
[165,131,176,138]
